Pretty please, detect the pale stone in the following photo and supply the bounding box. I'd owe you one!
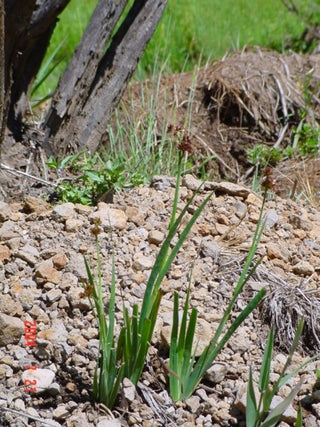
[0,313,24,346]
[183,174,202,191]
[235,382,297,423]
[90,203,127,230]
[52,252,68,270]
[46,288,62,303]
[205,363,228,383]
[132,253,155,270]
[0,201,11,221]
[148,230,165,245]
[0,244,11,261]
[14,398,25,411]
[201,240,222,259]
[266,243,289,261]
[122,378,136,402]
[185,395,201,413]
[53,405,69,420]
[126,206,145,225]
[0,294,23,316]
[68,333,88,347]
[151,175,175,190]
[265,209,279,228]
[228,327,251,353]
[97,418,122,427]
[292,261,314,276]
[205,181,251,198]
[246,192,263,207]
[15,243,39,266]
[0,364,13,379]
[35,260,62,284]
[52,202,75,221]
[65,218,83,232]
[22,368,55,394]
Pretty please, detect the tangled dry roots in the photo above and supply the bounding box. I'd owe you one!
[260,280,320,353]
[201,48,320,143]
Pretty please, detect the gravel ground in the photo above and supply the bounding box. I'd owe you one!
[0,175,320,426]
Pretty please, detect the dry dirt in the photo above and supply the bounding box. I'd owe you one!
[0,50,320,426]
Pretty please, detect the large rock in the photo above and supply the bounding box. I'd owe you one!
[0,313,24,346]
[90,203,127,230]
[35,260,62,284]
[22,368,55,394]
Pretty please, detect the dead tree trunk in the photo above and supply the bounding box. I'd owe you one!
[4,0,70,140]
[44,0,168,157]
[0,0,5,147]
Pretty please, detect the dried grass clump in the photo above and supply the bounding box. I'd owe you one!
[201,48,320,148]
[260,278,320,353]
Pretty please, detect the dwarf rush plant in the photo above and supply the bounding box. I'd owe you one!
[246,319,320,427]
[168,183,268,401]
[83,148,214,408]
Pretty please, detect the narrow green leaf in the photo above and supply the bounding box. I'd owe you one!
[278,352,320,388]
[170,292,181,401]
[295,405,303,427]
[140,187,209,328]
[246,367,258,427]
[183,288,266,398]
[278,319,304,381]
[260,382,302,427]
[258,327,274,393]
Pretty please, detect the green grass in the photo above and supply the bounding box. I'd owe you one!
[32,0,309,101]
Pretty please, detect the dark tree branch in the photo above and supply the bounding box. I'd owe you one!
[0,0,4,147]
[5,0,70,139]
[44,0,168,156]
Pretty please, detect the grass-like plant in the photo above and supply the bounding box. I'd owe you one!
[169,185,268,401]
[246,319,319,427]
[84,235,122,408]
[84,148,214,407]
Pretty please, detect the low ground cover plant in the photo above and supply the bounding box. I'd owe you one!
[46,150,145,205]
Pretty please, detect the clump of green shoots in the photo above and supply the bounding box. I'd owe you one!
[84,145,214,408]
[83,145,315,417]
[168,168,272,401]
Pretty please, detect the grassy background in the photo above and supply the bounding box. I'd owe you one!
[33,0,310,101]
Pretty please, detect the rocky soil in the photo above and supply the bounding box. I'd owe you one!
[0,174,320,426]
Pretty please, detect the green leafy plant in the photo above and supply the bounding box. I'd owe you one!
[246,319,319,426]
[247,120,320,189]
[84,149,214,408]
[169,185,268,401]
[294,122,320,156]
[47,150,145,205]
[247,145,286,168]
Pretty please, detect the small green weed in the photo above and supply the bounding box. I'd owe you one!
[247,145,286,168]
[294,122,320,156]
[247,122,320,181]
[47,150,145,205]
